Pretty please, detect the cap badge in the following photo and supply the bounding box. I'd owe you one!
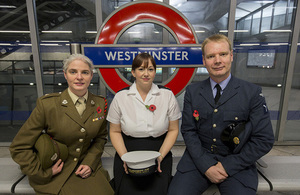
[233,137,240,145]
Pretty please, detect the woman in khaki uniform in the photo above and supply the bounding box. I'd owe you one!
[10,54,114,195]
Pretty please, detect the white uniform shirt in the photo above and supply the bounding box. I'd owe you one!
[107,82,182,138]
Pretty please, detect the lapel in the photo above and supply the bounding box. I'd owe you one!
[60,90,95,127]
[198,77,240,107]
[81,92,96,123]
[199,78,215,107]
[218,76,240,106]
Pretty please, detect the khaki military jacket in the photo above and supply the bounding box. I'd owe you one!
[10,89,111,194]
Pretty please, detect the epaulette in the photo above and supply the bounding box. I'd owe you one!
[158,85,171,91]
[92,94,108,114]
[95,94,106,99]
[41,92,62,99]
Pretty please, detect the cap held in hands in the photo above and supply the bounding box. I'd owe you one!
[121,151,161,177]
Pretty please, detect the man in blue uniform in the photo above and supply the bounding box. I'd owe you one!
[168,34,274,195]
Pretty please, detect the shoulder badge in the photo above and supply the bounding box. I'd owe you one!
[41,92,61,99]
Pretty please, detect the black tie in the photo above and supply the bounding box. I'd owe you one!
[214,84,221,103]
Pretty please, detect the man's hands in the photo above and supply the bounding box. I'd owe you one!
[205,162,228,183]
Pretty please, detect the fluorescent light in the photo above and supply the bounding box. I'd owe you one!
[41,40,70,43]
[19,44,32,46]
[86,31,97,34]
[0,43,11,46]
[220,30,249,33]
[267,43,289,46]
[128,31,140,34]
[0,5,17,8]
[0,31,30,33]
[195,30,205,33]
[40,43,60,46]
[42,31,72,34]
[264,30,291,32]
[234,30,249,32]
[239,43,260,46]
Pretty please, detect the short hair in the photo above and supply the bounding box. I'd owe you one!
[132,53,157,71]
[201,34,232,56]
[63,54,94,72]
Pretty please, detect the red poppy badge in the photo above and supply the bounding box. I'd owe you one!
[193,110,199,121]
[145,104,156,112]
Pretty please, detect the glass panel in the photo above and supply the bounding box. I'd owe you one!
[170,0,230,43]
[261,6,273,33]
[287,0,295,24]
[272,1,288,29]
[36,0,98,94]
[0,1,34,142]
[284,33,300,141]
[252,11,261,35]
[234,0,296,139]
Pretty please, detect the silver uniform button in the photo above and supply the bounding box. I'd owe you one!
[213,138,216,142]
[79,139,83,142]
[80,128,85,133]
[214,109,218,113]
[76,148,81,152]
[74,158,78,162]
[235,117,238,120]
[213,124,217,128]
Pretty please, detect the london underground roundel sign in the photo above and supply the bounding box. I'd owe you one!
[95,1,199,96]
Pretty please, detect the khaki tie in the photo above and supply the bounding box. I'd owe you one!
[76,97,86,116]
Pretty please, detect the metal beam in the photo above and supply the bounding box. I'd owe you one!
[228,0,237,46]
[95,0,106,97]
[26,0,44,97]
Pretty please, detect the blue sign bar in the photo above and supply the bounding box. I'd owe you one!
[82,44,203,67]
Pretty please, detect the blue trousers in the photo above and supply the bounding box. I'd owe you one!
[168,169,256,195]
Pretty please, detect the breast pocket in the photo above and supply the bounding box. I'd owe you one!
[193,107,208,129]
[223,111,248,124]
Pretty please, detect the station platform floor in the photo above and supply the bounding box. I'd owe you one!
[1,144,300,195]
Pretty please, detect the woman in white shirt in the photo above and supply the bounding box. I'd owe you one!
[107,53,181,195]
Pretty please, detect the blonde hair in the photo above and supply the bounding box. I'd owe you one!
[201,34,232,56]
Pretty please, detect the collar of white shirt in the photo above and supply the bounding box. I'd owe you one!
[127,82,160,96]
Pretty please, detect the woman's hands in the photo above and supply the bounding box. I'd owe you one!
[52,160,92,179]
[52,159,64,176]
[156,155,163,173]
[123,162,129,174]
[75,165,92,179]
